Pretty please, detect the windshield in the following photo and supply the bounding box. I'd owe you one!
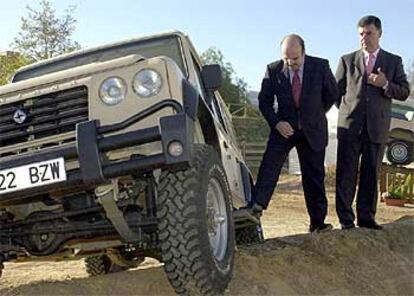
[392,103,414,122]
[12,35,186,82]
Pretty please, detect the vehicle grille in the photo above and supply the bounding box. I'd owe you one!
[0,86,88,154]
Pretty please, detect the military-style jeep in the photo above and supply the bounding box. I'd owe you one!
[0,31,262,295]
[386,102,414,165]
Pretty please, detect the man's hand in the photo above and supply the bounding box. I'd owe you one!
[368,67,388,88]
[276,121,294,138]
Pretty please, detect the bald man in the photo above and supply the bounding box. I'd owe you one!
[251,34,338,233]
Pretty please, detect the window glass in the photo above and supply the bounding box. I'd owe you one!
[13,36,185,82]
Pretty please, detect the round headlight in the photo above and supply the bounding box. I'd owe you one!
[133,69,162,97]
[99,77,126,105]
[167,141,184,157]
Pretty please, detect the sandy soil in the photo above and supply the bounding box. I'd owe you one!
[1,174,413,296]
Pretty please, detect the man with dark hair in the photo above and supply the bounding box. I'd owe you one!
[358,15,382,31]
[251,34,338,233]
[335,15,410,230]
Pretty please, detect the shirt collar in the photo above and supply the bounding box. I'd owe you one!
[363,47,380,59]
[284,56,305,76]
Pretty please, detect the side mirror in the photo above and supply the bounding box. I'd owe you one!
[201,64,222,91]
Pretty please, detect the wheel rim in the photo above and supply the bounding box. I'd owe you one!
[206,177,228,261]
[391,143,408,162]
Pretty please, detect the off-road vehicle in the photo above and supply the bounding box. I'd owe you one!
[386,102,414,165]
[0,31,263,295]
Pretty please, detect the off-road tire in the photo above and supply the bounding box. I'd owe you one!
[157,144,235,295]
[386,140,413,165]
[85,255,128,276]
[236,224,265,245]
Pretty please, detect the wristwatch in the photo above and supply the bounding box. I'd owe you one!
[382,80,389,90]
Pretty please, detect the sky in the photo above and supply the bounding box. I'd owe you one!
[0,0,413,91]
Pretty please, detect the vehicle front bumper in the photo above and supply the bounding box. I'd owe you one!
[0,99,194,205]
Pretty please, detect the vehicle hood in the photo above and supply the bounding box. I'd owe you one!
[0,54,144,98]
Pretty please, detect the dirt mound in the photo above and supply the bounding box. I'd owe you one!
[1,217,413,296]
[231,216,414,295]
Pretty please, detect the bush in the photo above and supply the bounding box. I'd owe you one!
[388,173,413,200]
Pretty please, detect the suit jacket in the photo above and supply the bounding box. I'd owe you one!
[336,49,410,143]
[258,55,338,152]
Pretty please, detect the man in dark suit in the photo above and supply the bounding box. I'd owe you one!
[252,34,338,233]
[335,15,410,230]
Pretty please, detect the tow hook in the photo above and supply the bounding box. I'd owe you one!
[95,179,141,243]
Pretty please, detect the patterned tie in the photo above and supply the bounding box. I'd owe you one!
[366,53,375,75]
[292,70,301,108]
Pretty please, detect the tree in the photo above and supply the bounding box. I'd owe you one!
[12,0,80,61]
[200,47,249,106]
[0,53,31,85]
[200,47,269,142]
[408,60,414,99]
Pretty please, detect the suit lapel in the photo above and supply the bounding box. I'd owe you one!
[353,50,365,77]
[276,61,292,91]
[372,49,384,74]
[277,71,289,84]
[273,61,296,110]
[300,56,313,105]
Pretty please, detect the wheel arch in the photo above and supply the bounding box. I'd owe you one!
[197,99,221,156]
[388,128,414,143]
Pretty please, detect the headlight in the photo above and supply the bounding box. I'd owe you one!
[99,77,126,105]
[167,141,184,157]
[133,69,162,97]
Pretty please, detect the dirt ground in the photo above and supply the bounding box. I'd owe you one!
[1,174,413,296]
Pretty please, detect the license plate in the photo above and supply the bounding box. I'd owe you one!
[0,158,67,194]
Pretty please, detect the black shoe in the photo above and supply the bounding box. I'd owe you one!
[341,223,356,230]
[309,223,333,233]
[357,221,383,230]
[241,202,264,217]
[250,202,264,214]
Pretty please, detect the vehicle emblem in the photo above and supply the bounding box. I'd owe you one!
[13,109,27,124]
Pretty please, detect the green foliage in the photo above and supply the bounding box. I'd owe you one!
[200,47,268,143]
[408,60,414,99]
[12,0,80,61]
[388,173,413,200]
[200,47,248,106]
[0,53,31,85]
[232,117,269,142]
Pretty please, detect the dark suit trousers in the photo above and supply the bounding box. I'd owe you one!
[253,130,328,227]
[336,128,385,226]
